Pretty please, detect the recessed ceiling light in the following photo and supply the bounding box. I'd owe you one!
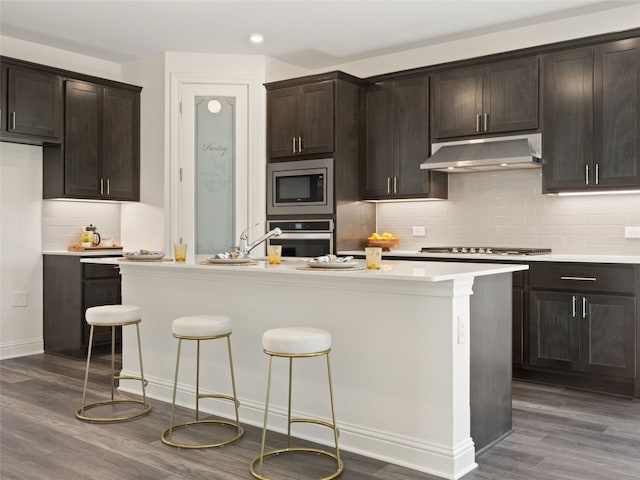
[250,33,264,44]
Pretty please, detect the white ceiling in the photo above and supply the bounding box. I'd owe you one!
[0,0,636,69]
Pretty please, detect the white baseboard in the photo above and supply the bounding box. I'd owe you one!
[0,338,44,360]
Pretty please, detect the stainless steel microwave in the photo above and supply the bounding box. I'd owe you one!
[267,158,334,216]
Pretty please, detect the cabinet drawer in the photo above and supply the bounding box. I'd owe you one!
[529,263,635,294]
[83,263,120,279]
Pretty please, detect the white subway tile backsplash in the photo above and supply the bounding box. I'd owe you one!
[377,169,640,255]
[42,200,121,250]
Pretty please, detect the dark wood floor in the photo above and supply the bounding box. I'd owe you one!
[1,353,639,480]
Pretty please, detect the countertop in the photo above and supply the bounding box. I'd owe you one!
[339,250,640,265]
[83,255,527,282]
[43,250,125,257]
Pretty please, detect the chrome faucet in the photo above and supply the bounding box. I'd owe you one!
[238,225,282,257]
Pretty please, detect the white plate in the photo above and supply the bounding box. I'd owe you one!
[305,261,359,269]
[206,257,253,264]
[123,251,165,261]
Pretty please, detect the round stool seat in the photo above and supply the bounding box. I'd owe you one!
[172,314,232,338]
[263,327,331,355]
[85,305,142,325]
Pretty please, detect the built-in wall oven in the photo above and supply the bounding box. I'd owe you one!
[267,220,333,257]
[267,158,333,216]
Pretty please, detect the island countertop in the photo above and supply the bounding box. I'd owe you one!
[83,256,528,282]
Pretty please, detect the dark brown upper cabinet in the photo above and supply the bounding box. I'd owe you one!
[267,80,333,159]
[0,62,62,144]
[44,80,140,201]
[363,76,447,199]
[431,56,539,140]
[543,38,640,193]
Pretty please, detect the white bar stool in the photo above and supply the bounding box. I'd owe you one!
[161,314,243,449]
[250,327,343,480]
[76,304,151,423]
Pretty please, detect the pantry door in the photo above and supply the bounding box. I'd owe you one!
[177,83,249,257]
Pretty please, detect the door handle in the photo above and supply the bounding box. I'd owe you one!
[582,297,587,319]
[10,112,16,130]
[387,177,391,194]
[298,136,302,153]
[483,113,489,132]
[476,114,481,133]
[393,176,397,194]
[100,178,104,195]
[585,164,589,185]
[595,163,599,185]
[106,178,110,196]
[561,276,597,282]
[292,137,296,153]
[572,295,577,318]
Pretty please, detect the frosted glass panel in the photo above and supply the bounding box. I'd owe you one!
[195,96,235,254]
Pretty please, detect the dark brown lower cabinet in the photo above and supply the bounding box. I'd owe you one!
[43,255,121,358]
[530,290,636,378]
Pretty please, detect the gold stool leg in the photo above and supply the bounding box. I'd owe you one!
[227,336,241,433]
[166,338,182,440]
[257,355,274,476]
[136,323,148,408]
[78,325,95,417]
[326,353,342,467]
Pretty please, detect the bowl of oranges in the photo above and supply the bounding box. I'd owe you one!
[366,232,399,251]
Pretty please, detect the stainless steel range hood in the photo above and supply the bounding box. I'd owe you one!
[421,133,543,173]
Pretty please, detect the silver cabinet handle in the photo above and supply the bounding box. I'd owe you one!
[582,296,587,319]
[476,114,481,133]
[483,113,489,132]
[572,295,577,318]
[595,163,599,185]
[561,276,597,281]
[100,178,104,195]
[106,178,110,196]
[292,137,296,153]
[585,164,589,185]
[393,176,397,194]
[10,112,16,130]
[387,177,391,194]
[298,136,302,153]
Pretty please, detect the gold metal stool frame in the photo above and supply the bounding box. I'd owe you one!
[76,319,151,423]
[250,348,343,480]
[161,332,243,449]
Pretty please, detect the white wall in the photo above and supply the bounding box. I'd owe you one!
[0,143,43,358]
[377,170,640,256]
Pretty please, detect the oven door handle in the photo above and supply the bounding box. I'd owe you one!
[275,233,332,240]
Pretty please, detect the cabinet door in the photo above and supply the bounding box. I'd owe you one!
[299,81,333,156]
[64,81,102,198]
[83,277,121,347]
[102,87,140,200]
[529,291,579,371]
[542,47,594,192]
[484,57,538,134]
[431,66,483,139]
[580,294,636,378]
[393,76,431,196]
[593,38,640,188]
[268,86,300,158]
[363,83,394,197]
[7,67,62,139]
[512,288,525,365]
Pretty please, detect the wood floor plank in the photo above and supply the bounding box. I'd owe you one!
[2,354,639,480]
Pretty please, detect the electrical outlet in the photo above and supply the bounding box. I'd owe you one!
[624,226,640,239]
[412,226,426,237]
[12,292,28,307]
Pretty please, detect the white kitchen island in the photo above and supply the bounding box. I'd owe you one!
[84,257,527,480]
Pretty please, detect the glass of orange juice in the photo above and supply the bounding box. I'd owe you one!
[174,243,187,262]
[365,247,382,269]
[267,245,282,264]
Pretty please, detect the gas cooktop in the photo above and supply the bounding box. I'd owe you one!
[420,247,552,256]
